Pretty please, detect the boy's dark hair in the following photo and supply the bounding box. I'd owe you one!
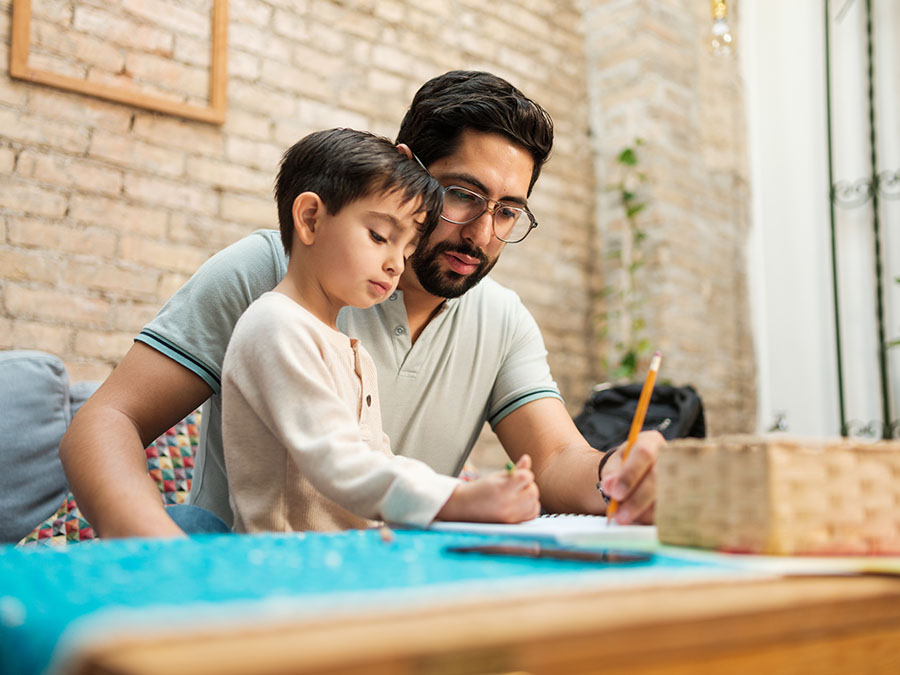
[396,70,554,196]
[275,128,444,254]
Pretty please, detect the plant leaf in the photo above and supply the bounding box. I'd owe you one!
[618,148,638,166]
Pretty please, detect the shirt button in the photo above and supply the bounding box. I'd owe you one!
[394,326,405,336]
[389,293,397,301]
[366,395,372,407]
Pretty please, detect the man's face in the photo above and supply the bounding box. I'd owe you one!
[404,129,535,299]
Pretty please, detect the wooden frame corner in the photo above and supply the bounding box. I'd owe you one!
[9,0,228,125]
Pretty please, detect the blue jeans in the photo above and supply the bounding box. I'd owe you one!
[165,504,232,535]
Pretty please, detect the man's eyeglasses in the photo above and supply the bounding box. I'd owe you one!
[410,152,538,244]
[440,185,538,244]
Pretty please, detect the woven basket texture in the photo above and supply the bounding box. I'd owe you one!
[656,435,900,555]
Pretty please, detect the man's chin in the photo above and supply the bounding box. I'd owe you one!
[417,267,484,299]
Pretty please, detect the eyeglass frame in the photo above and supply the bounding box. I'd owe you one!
[410,152,539,244]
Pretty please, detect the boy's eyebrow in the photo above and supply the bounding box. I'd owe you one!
[365,211,403,228]
[437,172,529,207]
[366,210,424,233]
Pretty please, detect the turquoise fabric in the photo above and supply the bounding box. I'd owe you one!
[0,530,725,675]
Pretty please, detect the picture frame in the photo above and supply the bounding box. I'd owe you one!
[9,0,228,125]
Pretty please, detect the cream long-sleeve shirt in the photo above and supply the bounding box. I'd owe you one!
[222,292,459,533]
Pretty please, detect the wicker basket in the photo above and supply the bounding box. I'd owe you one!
[656,435,900,555]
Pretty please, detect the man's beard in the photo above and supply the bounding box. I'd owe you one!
[410,240,498,299]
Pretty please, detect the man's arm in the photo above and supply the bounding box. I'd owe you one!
[59,342,213,538]
[493,397,662,524]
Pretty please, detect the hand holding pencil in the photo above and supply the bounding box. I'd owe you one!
[601,351,663,524]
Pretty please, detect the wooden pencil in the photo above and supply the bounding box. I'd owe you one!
[606,351,662,522]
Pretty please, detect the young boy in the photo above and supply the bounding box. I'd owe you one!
[221,128,540,533]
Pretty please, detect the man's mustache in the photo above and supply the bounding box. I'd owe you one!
[425,240,489,266]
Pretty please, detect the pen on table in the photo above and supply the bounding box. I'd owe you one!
[606,350,662,523]
[505,460,516,476]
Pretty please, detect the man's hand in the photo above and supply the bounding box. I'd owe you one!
[437,454,540,524]
[599,430,664,524]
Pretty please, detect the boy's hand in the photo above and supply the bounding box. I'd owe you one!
[436,454,540,524]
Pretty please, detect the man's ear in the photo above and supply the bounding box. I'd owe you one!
[292,192,323,246]
[395,143,413,160]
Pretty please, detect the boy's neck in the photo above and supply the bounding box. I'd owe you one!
[275,270,339,330]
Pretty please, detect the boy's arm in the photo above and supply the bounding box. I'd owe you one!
[59,342,213,537]
[494,397,661,523]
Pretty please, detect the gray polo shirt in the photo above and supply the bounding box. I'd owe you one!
[137,229,561,526]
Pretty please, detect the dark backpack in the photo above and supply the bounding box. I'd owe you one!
[573,383,706,450]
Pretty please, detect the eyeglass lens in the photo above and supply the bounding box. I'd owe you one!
[442,186,535,243]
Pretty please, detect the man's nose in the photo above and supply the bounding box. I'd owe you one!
[461,209,494,249]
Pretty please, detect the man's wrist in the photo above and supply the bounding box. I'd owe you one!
[595,445,619,504]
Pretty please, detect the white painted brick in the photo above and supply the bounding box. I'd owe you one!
[185,156,271,193]
[32,19,125,73]
[0,247,60,284]
[271,8,312,40]
[89,131,186,178]
[132,114,225,157]
[7,218,119,258]
[123,174,219,215]
[0,180,68,218]
[120,235,211,275]
[219,193,277,229]
[69,195,168,238]
[229,0,273,27]
[64,260,160,297]
[0,147,14,173]
[223,110,271,141]
[73,329,136,360]
[0,318,73,355]
[111,300,164,332]
[6,284,111,326]
[16,151,123,196]
[72,5,174,55]
[230,23,293,62]
[224,137,283,172]
[228,81,298,116]
[26,88,134,133]
[0,108,90,154]
[173,35,211,68]
[121,0,210,39]
[124,51,210,99]
[228,50,263,81]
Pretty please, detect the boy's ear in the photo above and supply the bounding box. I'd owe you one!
[292,192,323,246]
[395,143,413,160]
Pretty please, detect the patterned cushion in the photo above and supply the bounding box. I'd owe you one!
[17,410,201,547]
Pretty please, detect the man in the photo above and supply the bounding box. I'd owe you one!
[60,71,663,537]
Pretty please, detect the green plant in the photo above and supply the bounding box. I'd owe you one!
[599,139,652,381]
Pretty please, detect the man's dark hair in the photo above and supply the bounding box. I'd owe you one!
[275,128,444,254]
[396,70,554,195]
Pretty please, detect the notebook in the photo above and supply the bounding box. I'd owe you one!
[427,514,658,544]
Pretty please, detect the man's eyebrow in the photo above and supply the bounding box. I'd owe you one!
[440,172,529,207]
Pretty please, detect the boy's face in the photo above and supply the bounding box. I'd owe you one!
[313,189,425,312]
[403,129,535,299]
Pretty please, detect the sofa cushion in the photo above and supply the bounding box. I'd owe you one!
[0,350,72,542]
[18,409,202,546]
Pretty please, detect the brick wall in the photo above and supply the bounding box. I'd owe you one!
[0,0,753,467]
[583,0,756,436]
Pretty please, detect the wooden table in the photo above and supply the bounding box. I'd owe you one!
[77,574,900,675]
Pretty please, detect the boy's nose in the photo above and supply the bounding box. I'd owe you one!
[384,250,403,276]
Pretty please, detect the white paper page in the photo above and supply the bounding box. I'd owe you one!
[428,514,658,544]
